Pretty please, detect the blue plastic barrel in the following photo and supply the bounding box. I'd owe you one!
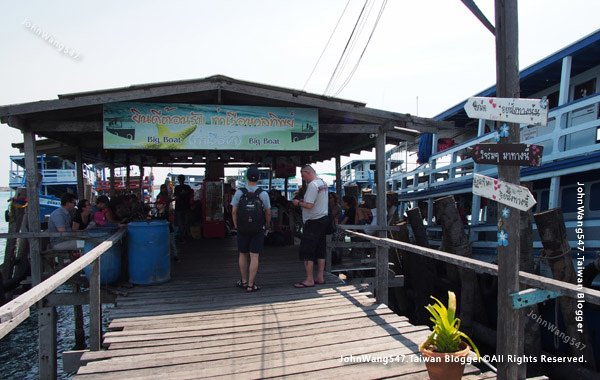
[83,228,121,285]
[127,220,170,285]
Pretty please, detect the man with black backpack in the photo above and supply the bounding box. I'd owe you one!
[231,166,271,292]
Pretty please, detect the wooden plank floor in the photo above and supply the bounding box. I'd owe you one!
[75,236,493,379]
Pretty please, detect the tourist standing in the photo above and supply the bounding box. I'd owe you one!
[48,193,81,250]
[292,165,329,288]
[173,174,192,241]
[231,166,271,292]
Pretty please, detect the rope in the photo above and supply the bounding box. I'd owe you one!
[538,248,571,261]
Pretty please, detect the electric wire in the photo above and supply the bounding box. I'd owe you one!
[323,0,369,96]
[328,0,375,95]
[302,0,351,91]
[334,0,388,96]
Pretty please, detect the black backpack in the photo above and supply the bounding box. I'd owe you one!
[237,188,265,234]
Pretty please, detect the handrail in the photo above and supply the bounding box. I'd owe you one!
[345,230,600,305]
[0,228,126,337]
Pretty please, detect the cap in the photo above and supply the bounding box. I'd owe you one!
[246,167,260,182]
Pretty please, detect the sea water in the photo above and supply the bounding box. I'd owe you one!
[0,191,112,379]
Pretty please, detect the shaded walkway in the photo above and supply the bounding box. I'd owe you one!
[74,237,492,379]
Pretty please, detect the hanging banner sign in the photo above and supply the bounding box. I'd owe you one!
[472,143,544,166]
[472,173,536,211]
[464,97,549,126]
[103,102,319,151]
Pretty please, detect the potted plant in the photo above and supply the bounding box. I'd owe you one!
[418,291,480,380]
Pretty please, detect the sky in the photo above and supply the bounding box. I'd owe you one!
[1,1,599,187]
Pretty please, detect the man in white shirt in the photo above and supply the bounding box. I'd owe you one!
[292,165,329,288]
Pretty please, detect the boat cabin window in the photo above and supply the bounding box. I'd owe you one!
[547,91,559,109]
[574,78,596,100]
[560,186,579,213]
[590,183,600,211]
[538,190,549,212]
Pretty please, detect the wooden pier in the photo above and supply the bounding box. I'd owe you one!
[74,237,493,379]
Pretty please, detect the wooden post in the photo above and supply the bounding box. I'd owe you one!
[375,129,388,304]
[76,149,84,200]
[388,221,410,316]
[534,209,596,368]
[125,157,131,191]
[406,207,438,325]
[38,307,57,379]
[89,258,102,351]
[20,124,58,378]
[139,163,145,201]
[21,129,42,285]
[73,283,85,350]
[2,200,26,284]
[495,1,522,378]
[335,153,342,197]
[520,190,542,376]
[434,196,477,332]
[0,273,5,305]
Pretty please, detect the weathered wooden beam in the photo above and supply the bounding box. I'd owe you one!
[320,124,379,133]
[28,121,102,133]
[44,290,116,307]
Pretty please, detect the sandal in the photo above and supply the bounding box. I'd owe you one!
[235,280,248,289]
[246,283,261,293]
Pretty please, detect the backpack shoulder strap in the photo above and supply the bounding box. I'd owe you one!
[254,188,263,195]
[240,188,248,195]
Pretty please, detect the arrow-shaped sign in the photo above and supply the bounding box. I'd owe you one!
[472,173,536,211]
[464,97,549,126]
[472,143,544,166]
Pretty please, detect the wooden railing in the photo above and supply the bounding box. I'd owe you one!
[0,228,126,348]
[344,229,600,305]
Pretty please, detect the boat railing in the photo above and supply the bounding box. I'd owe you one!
[342,169,374,184]
[389,92,600,194]
[424,218,600,251]
[0,229,126,348]
[9,168,94,188]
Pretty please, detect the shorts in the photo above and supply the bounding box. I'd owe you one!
[237,231,265,254]
[299,216,328,262]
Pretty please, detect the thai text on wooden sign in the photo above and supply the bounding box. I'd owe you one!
[472,143,543,166]
[464,97,549,126]
[103,102,319,151]
[472,173,536,211]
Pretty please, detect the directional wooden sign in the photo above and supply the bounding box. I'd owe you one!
[472,173,536,211]
[472,143,543,166]
[464,97,549,126]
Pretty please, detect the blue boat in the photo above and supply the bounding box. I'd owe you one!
[9,155,97,223]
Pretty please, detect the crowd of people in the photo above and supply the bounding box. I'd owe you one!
[46,191,183,261]
[44,169,397,293]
